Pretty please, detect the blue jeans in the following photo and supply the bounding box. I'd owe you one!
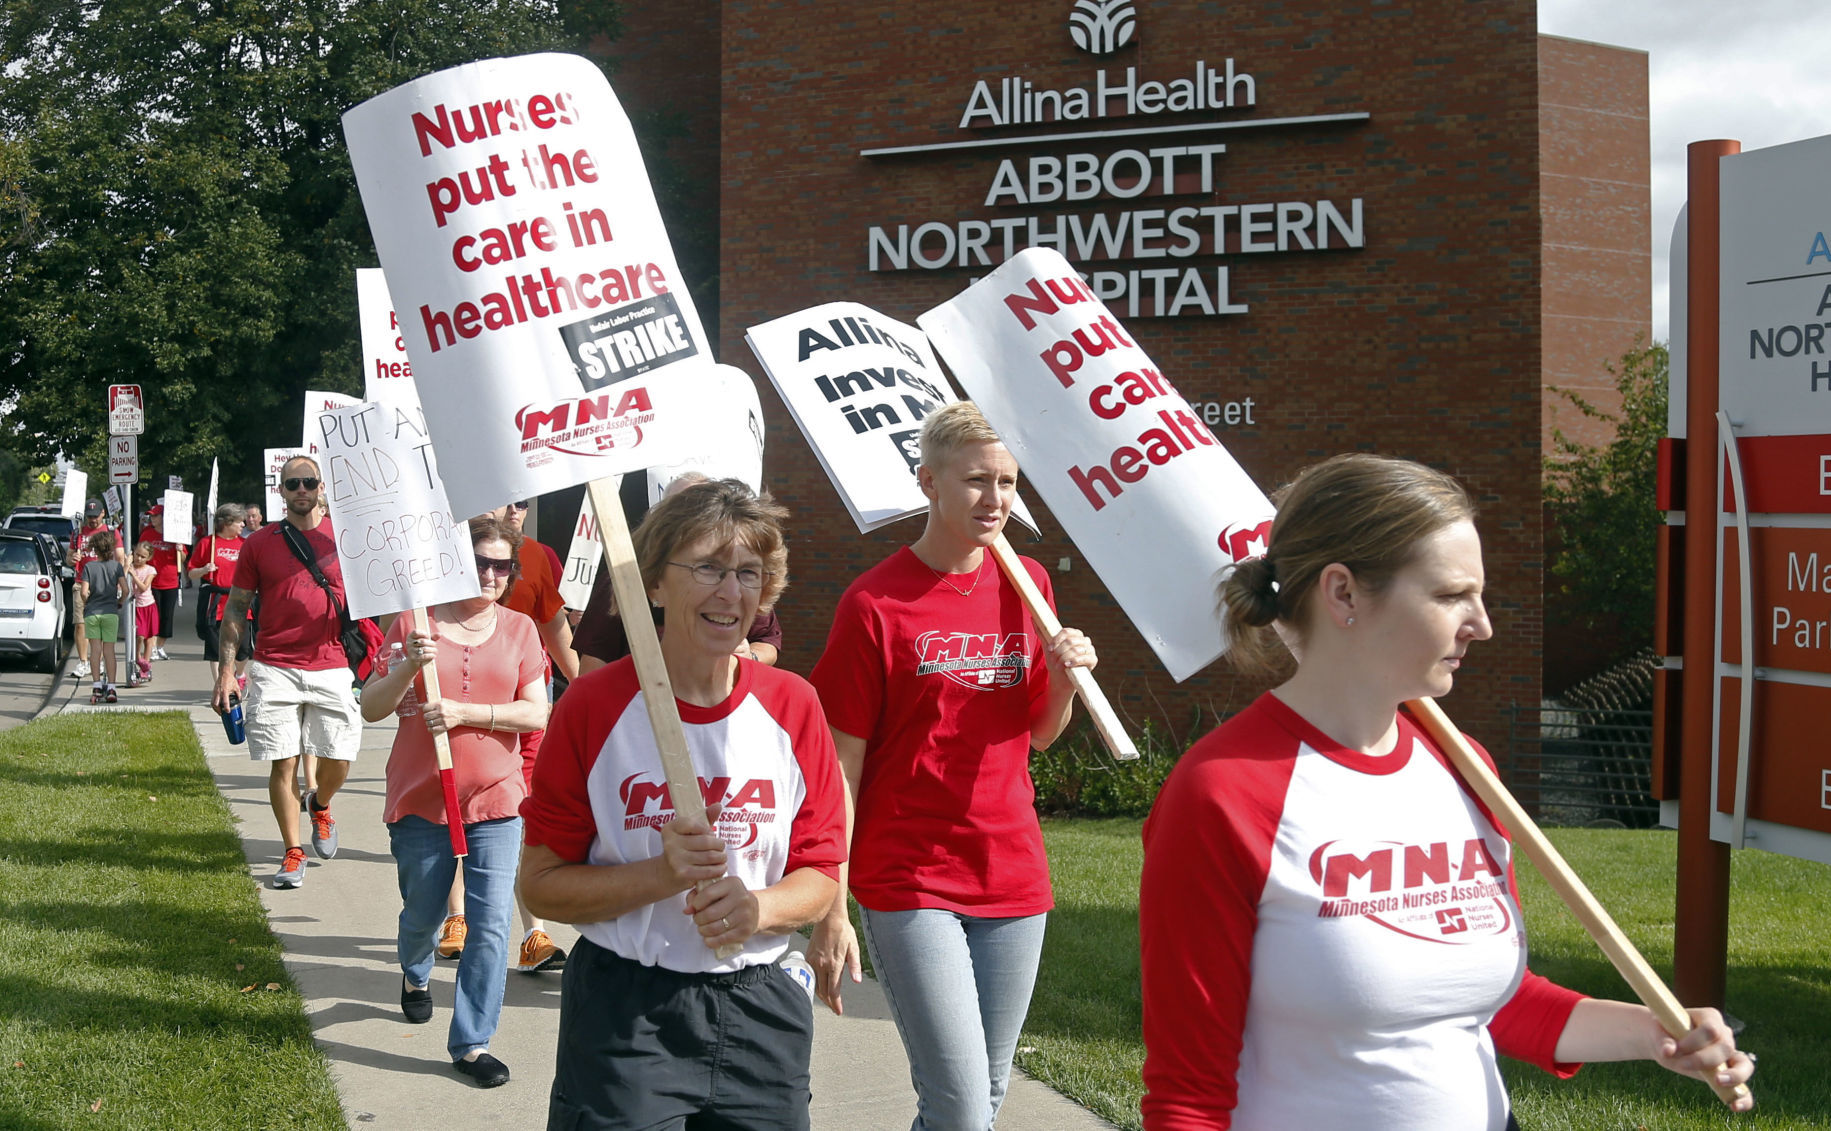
[389,815,520,1060]
[859,907,1047,1131]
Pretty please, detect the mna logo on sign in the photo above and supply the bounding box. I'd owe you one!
[1069,0,1136,56]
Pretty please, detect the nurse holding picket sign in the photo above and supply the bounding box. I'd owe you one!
[808,401,1099,1131]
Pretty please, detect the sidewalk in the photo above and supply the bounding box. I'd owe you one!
[44,629,1116,1130]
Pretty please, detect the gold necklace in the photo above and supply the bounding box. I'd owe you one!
[446,605,497,632]
[927,556,986,597]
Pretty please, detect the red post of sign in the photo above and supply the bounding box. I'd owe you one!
[1676,138,1739,1008]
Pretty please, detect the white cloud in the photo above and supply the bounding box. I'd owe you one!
[1540,0,1831,340]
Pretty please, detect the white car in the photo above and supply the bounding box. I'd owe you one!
[0,529,71,672]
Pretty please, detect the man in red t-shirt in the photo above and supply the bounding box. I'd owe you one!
[213,456,361,891]
[136,504,184,662]
[69,500,125,680]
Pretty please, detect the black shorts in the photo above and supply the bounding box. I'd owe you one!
[547,938,813,1131]
[153,586,179,638]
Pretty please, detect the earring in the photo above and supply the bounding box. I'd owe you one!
[1346,616,1355,626]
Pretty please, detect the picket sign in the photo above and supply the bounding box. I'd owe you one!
[987,536,1135,758]
[587,478,741,960]
[409,606,469,857]
[1407,697,1747,1107]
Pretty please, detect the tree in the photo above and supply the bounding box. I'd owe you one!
[0,1,620,500]
[1543,340,1668,653]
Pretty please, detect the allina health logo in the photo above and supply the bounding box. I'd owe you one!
[1069,0,1136,55]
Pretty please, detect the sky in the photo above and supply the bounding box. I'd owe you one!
[1537,0,1831,341]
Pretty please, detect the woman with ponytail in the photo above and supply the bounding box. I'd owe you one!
[1138,453,1754,1129]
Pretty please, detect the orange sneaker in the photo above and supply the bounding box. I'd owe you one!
[436,914,467,959]
[517,929,566,972]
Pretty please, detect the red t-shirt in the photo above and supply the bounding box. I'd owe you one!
[502,535,565,626]
[71,522,122,569]
[137,523,182,588]
[231,519,347,671]
[187,535,244,618]
[809,547,1055,917]
[1139,695,1585,1129]
[522,657,847,972]
[382,608,546,826]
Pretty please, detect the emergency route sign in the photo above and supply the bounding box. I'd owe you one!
[109,385,144,435]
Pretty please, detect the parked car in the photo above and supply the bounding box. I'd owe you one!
[0,529,70,672]
[4,508,80,628]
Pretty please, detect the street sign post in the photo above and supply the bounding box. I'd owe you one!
[108,385,144,435]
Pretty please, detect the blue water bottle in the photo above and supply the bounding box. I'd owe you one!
[222,692,246,745]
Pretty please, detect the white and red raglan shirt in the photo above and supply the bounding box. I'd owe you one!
[1140,693,1586,1130]
[521,657,846,974]
[810,547,1056,918]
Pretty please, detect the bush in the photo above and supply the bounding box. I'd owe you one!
[1031,719,1187,818]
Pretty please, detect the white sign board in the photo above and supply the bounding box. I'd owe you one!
[108,385,144,435]
[919,248,1275,682]
[60,469,87,519]
[1719,134,1831,438]
[558,495,601,610]
[747,304,1036,533]
[162,490,194,545]
[108,434,138,484]
[103,486,122,521]
[168,475,182,490]
[313,400,481,619]
[343,53,718,517]
[304,389,364,456]
[637,364,767,505]
[358,268,421,405]
[263,447,302,521]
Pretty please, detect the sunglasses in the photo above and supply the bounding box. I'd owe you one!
[283,477,320,491]
[507,501,531,511]
[475,555,516,577]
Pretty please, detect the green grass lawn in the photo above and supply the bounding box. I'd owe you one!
[1026,818,1831,1131]
[0,713,345,1130]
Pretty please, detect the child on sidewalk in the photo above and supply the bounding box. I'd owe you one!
[130,541,157,683]
[78,531,130,703]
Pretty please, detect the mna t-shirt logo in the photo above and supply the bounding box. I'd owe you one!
[915,631,1029,691]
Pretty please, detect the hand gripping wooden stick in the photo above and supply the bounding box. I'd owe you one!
[588,479,742,960]
[411,606,468,858]
[1406,696,1750,1108]
[989,535,1138,760]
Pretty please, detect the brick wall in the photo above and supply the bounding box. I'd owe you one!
[1539,33,1652,454]
[608,0,1646,750]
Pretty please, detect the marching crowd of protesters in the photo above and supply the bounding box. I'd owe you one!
[103,405,1750,1128]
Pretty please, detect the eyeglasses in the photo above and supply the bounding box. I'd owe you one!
[283,477,320,491]
[475,555,516,577]
[668,561,768,589]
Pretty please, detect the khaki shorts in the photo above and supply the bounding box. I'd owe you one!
[243,660,361,764]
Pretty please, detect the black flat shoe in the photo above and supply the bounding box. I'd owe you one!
[401,977,433,1024]
[453,1051,510,1088]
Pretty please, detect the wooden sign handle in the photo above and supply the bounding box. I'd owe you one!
[1406,696,1750,1108]
[411,606,468,858]
[588,479,741,960]
[989,535,1138,760]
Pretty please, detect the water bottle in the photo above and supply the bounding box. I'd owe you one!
[221,692,246,745]
[778,950,816,1001]
[385,641,420,716]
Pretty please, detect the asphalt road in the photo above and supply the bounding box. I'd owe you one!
[0,654,62,731]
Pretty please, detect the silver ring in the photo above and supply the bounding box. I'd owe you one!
[720,916,730,932]
[1745,1051,1757,1062]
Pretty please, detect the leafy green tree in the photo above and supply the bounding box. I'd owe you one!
[1543,340,1668,653]
[0,1,621,498]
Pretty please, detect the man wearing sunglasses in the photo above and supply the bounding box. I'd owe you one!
[211,456,363,890]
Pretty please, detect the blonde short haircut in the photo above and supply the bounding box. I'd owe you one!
[633,479,790,609]
[919,401,1002,470]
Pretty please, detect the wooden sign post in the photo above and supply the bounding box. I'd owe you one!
[588,478,741,959]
